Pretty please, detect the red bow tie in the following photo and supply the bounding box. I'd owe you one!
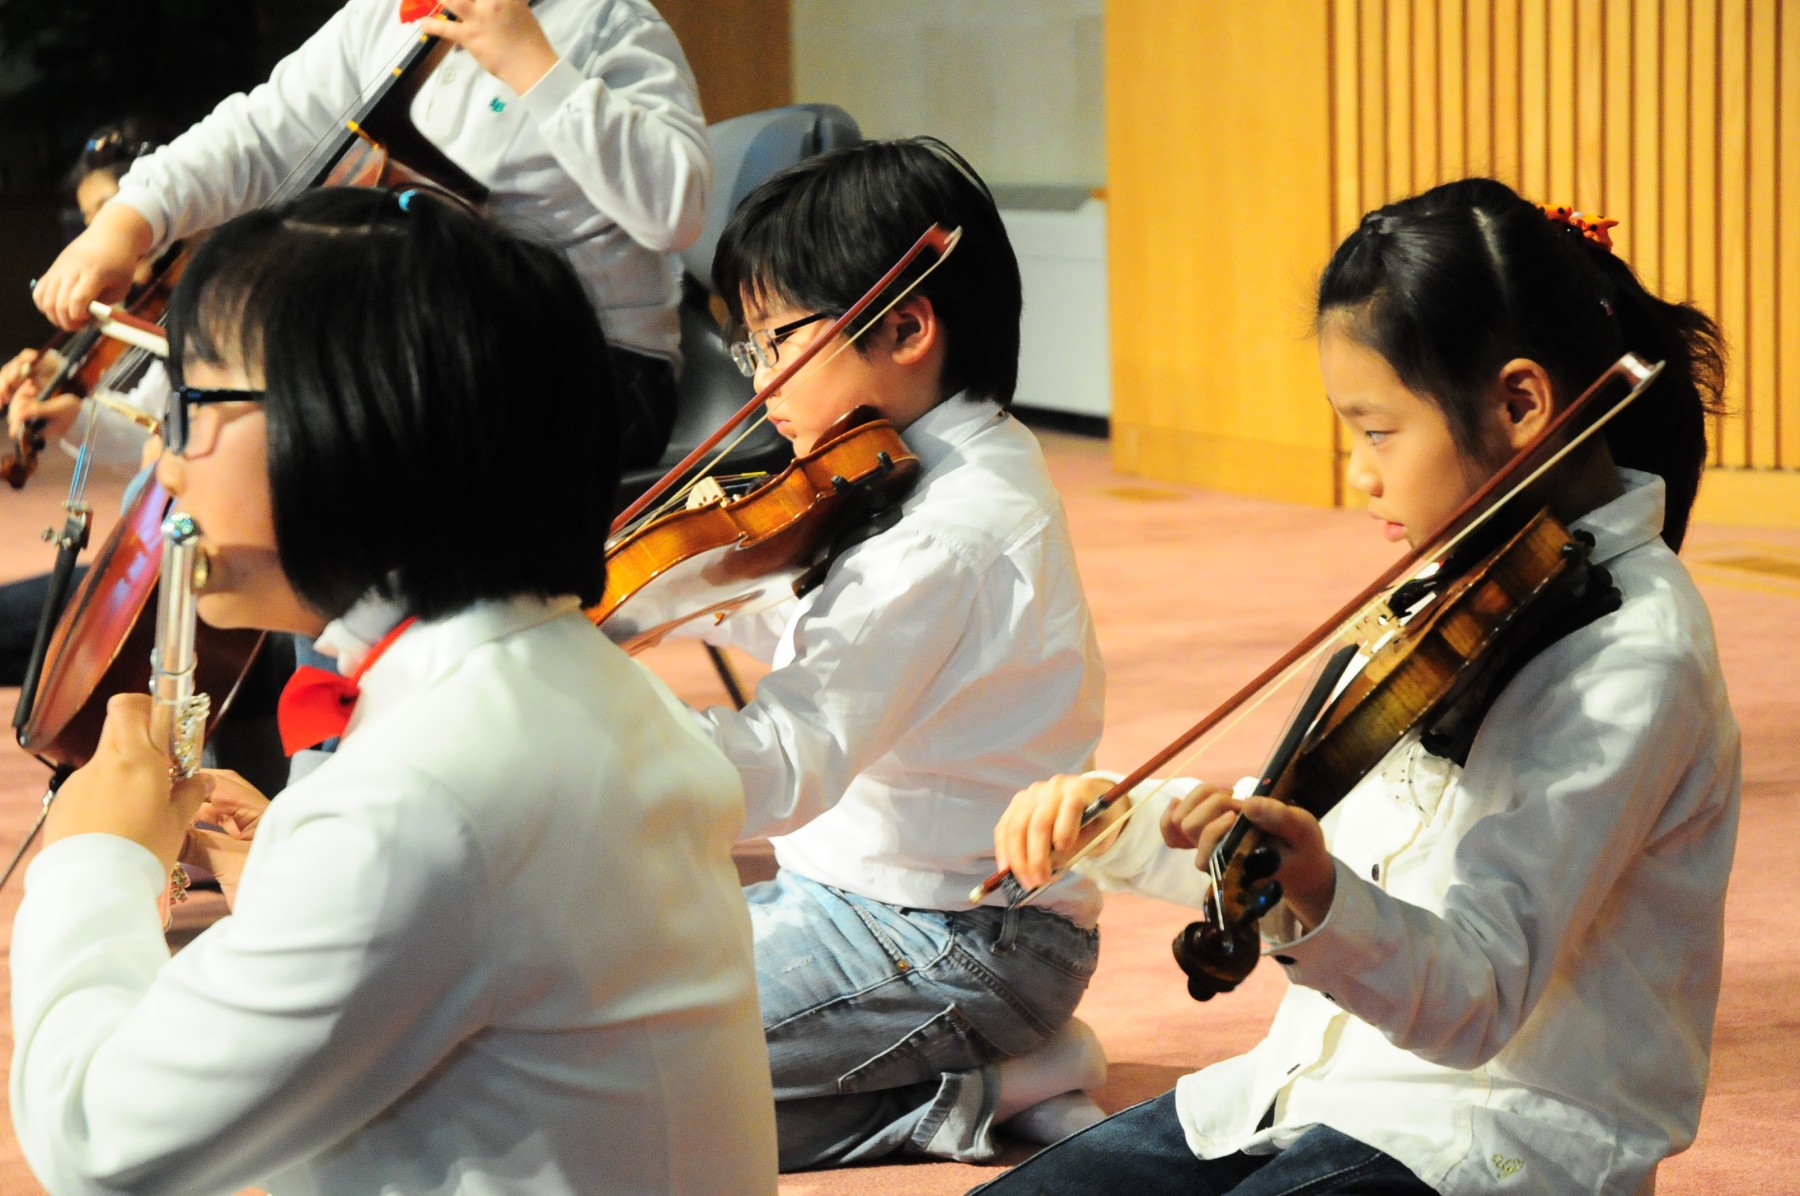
[277,617,416,755]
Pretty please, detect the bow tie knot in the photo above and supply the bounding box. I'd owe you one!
[275,617,416,756]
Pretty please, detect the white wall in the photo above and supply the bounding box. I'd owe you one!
[790,0,1104,187]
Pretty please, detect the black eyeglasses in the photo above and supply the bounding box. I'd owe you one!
[728,312,832,378]
[168,385,265,457]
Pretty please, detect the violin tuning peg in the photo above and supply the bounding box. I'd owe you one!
[1243,843,1280,881]
[1241,879,1283,923]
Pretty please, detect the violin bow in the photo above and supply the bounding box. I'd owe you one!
[609,224,963,537]
[975,351,1665,907]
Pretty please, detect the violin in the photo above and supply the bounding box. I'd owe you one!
[972,353,1664,1000]
[11,13,482,776]
[15,474,263,773]
[589,224,959,651]
[591,408,919,650]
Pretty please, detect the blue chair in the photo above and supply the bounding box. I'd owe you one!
[613,104,861,706]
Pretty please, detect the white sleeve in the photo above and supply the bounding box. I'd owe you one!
[111,0,394,249]
[1075,775,1216,907]
[693,529,979,839]
[9,769,491,1195]
[1271,633,1736,1070]
[513,5,709,253]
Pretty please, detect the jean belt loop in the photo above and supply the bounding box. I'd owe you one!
[995,901,1020,956]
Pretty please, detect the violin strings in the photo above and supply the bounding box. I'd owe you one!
[1008,358,1665,910]
[270,31,424,201]
[609,237,962,539]
[1008,630,1348,910]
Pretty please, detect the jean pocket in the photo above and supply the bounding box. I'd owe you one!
[1000,911,1101,983]
[837,1003,996,1095]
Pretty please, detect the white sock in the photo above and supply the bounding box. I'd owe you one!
[993,1016,1107,1123]
[999,1090,1108,1145]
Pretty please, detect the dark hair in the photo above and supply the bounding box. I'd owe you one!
[66,118,163,193]
[1316,177,1726,551]
[712,137,1023,407]
[167,186,618,621]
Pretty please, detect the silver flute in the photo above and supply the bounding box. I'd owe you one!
[150,512,211,779]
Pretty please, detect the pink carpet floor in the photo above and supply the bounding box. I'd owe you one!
[0,429,1795,1194]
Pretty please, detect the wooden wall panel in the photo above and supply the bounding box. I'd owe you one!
[1109,0,1800,526]
[1105,1,1338,505]
[656,0,790,123]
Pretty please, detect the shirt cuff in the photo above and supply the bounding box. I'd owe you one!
[515,56,591,124]
[103,193,170,257]
[1262,855,1389,983]
[26,833,167,898]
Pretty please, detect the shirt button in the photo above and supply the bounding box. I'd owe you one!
[1371,863,1381,881]
[1274,954,1296,965]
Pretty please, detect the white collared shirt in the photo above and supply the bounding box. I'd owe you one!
[1084,471,1741,1195]
[113,0,708,361]
[11,597,776,1194]
[695,396,1108,922]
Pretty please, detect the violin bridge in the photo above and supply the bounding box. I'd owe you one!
[1349,606,1400,656]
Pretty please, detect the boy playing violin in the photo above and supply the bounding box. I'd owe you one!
[694,137,1109,1169]
[981,179,1740,1195]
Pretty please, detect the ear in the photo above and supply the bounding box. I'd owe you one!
[1492,357,1556,451]
[884,295,938,368]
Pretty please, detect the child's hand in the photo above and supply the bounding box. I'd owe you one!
[1163,785,1338,932]
[993,774,1128,891]
[32,204,154,331]
[44,694,213,876]
[7,389,82,446]
[1,348,43,409]
[193,769,271,840]
[183,770,268,911]
[418,0,559,96]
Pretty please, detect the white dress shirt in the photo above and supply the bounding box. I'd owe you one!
[695,396,1107,922]
[1083,471,1740,1195]
[113,0,708,362]
[11,597,777,1195]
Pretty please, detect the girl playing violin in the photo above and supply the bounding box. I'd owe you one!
[981,177,1739,1195]
[8,186,776,1195]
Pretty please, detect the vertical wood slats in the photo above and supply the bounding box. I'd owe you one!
[1327,0,1797,473]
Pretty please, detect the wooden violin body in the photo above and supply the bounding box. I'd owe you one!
[591,413,919,651]
[16,477,263,771]
[1172,507,1622,1000]
[10,22,478,768]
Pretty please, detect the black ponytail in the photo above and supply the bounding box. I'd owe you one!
[1316,177,1725,551]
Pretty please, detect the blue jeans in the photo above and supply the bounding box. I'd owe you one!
[968,1092,1435,1195]
[749,869,1099,1170]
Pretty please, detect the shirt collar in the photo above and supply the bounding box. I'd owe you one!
[339,594,583,737]
[898,392,1005,474]
[1568,468,1666,565]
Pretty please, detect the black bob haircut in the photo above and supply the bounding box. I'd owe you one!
[712,136,1023,407]
[166,186,619,622]
[1317,177,1725,552]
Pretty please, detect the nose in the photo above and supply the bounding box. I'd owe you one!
[1345,440,1379,498]
[155,447,185,497]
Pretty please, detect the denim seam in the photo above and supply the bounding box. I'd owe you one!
[761,969,910,1035]
[844,898,957,973]
[1267,1152,1395,1196]
[934,940,1059,1037]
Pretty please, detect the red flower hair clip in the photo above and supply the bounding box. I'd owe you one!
[1538,204,1619,251]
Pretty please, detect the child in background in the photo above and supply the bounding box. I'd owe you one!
[982,177,1739,1195]
[9,187,775,1195]
[29,0,707,467]
[695,137,1109,1168]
